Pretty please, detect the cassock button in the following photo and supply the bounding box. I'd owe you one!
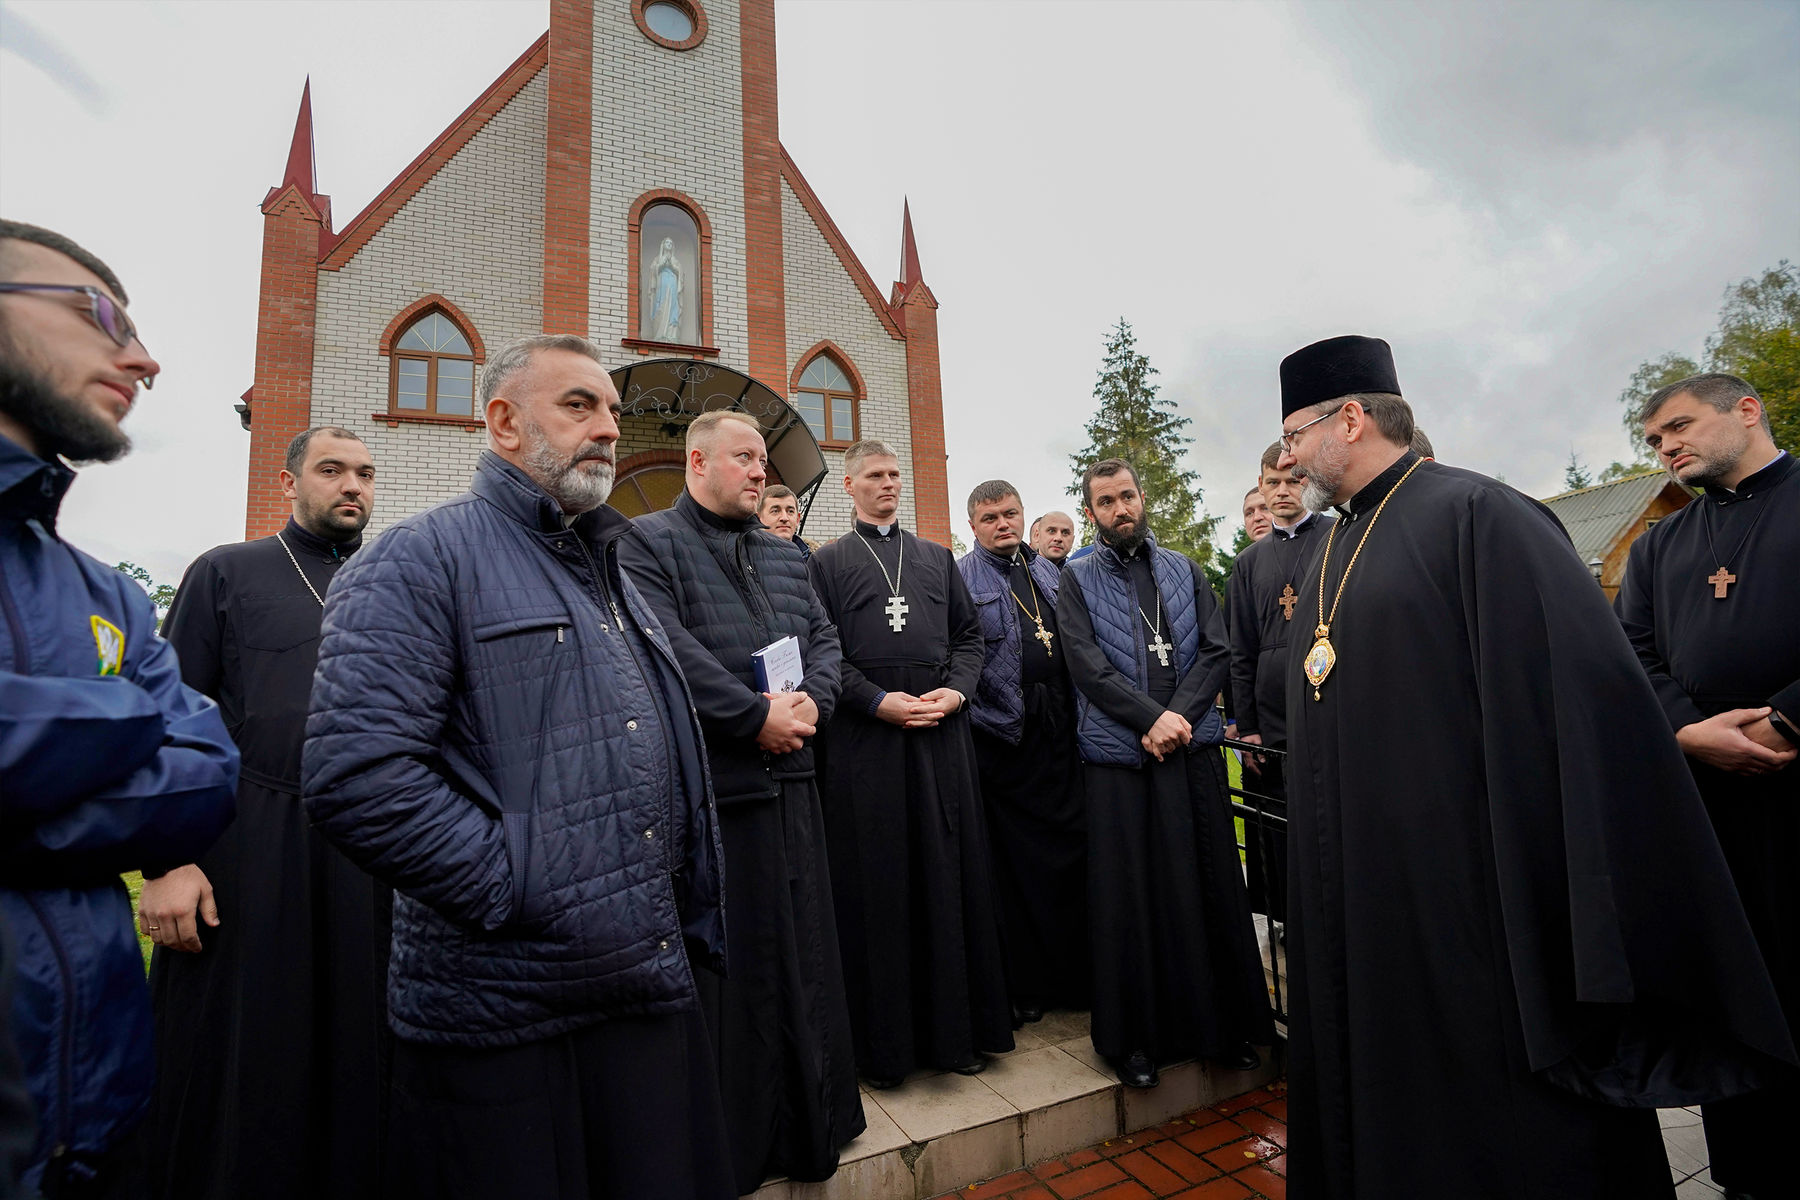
[626,719,638,731]
[644,829,655,840]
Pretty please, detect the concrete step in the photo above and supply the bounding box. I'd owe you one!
[752,1011,1284,1200]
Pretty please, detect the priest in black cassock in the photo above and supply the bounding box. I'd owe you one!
[1617,372,1799,1199]
[1274,335,1797,1199]
[139,426,391,1200]
[957,481,1089,1023]
[618,411,862,1193]
[1227,446,1333,926]
[808,440,1014,1087]
[1059,458,1274,1090]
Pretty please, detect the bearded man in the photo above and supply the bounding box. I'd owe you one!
[1274,334,1794,1198]
[618,412,861,1191]
[143,425,391,1200]
[303,334,734,1200]
[1058,458,1273,1089]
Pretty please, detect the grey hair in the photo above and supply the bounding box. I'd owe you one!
[1639,373,1769,436]
[965,479,1021,518]
[478,333,606,409]
[843,438,899,477]
[284,425,364,474]
[1304,392,1415,447]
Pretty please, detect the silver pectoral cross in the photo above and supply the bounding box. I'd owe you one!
[885,594,910,633]
[1147,634,1173,667]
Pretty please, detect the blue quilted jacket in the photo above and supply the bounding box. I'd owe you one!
[302,451,725,1047]
[1064,533,1221,766]
[957,543,1062,746]
[0,436,237,1190]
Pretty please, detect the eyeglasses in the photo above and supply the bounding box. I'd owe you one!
[1279,403,1345,452]
[0,283,154,388]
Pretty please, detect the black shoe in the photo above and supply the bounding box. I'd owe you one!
[1108,1052,1159,1088]
[951,1054,989,1076]
[1014,1004,1044,1025]
[1219,1044,1262,1072]
[863,1074,904,1090]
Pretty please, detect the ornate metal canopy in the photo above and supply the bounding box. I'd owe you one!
[607,358,828,527]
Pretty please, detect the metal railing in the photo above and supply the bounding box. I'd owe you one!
[1220,732,1289,1031]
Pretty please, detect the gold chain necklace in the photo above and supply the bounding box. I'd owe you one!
[1303,457,1424,700]
[1007,557,1054,657]
[274,532,326,607]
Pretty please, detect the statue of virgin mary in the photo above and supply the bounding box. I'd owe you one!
[646,236,684,342]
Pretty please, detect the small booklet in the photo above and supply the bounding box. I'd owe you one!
[752,635,805,693]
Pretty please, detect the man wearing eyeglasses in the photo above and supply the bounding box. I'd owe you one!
[0,220,239,1197]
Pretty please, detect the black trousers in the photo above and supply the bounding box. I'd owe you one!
[382,1010,735,1200]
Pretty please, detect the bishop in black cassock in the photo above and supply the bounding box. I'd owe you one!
[141,430,391,1200]
[958,485,1089,1021]
[1276,336,1795,1199]
[1060,460,1274,1090]
[1616,376,1800,1198]
[1226,459,1334,923]
[808,444,1013,1085]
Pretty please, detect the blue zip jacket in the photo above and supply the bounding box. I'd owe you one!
[0,434,238,1190]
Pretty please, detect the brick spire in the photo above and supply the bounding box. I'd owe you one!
[282,78,317,197]
[899,197,923,290]
[889,200,950,547]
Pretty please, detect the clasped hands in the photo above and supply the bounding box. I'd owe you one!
[1141,710,1191,762]
[1677,707,1796,776]
[757,691,819,753]
[876,688,962,729]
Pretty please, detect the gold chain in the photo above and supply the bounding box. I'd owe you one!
[1008,561,1045,625]
[1314,456,1424,635]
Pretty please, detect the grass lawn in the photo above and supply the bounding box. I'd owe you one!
[122,871,152,971]
[1227,748,1247,862]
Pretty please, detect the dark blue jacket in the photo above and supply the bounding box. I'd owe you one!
[1062,532,1226,767]
[0,436,237,1190]
[620,490,841,804]
[957,543,1062,745]
[303,452,726,1047]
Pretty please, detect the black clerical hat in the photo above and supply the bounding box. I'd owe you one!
[1280,335,1401,418]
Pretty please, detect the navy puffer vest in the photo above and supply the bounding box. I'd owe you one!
[957,544,1061,746]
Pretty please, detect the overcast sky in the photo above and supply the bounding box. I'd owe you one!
[2,0,1795,584]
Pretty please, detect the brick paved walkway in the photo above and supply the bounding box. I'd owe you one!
[929,1083,1291,1200]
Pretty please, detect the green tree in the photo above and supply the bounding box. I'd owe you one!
[1069,319,1220,576]
[1705,259,1799,453]
[114,561,177,619]
[1617,352,1699,457]
[1598,459,1647,483]
[1562,451,1592,491]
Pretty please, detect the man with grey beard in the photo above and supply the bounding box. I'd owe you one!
[303,334,734,1199]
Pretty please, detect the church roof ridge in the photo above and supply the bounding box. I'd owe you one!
[779,145,907,342]
[1542,467,1667,502]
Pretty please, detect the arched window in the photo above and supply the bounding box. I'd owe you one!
[390,310,476,417]
[794,354,857,444]
[607,461,686,518]
[638,203,701,346]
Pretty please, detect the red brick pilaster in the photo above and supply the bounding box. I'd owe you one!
[244,187,323,538]
[896,283,951,546]
[739,0,786,388]
[543,0,593,335]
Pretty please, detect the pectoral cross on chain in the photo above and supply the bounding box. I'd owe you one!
[1147,633,1173,667]
[1708,567,1736,599]
[1032,621,1055,656]
[1278,584,1299,620]
[885,594,910,632]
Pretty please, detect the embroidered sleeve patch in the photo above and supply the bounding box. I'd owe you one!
[91,616,124,676]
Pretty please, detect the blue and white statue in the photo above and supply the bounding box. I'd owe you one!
[646,236,684,342]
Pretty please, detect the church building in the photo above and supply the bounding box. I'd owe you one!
[240,0,951,544]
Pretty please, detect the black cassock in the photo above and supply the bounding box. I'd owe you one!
[147,519,391,1200]
[1285,452,1796,1199]
[968,555,1090,1013]
[1616,450,1800,1195]
[1226,513,1335,921]
[809,523,1014,1079]
[1060,549,1275,1064]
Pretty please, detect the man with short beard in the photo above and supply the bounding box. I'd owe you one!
[1029,510,1076,566]
[303,334,734,1200]
[1226,444,1334,930]
[1057,458,1273,1090]
[140,425,392,1200]
[1273,335,1794,1197]
[1617,373,1798,1199]
[0,220,238,1196]
[618,412,861,1191]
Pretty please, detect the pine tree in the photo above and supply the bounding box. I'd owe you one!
[1069,319,1220,572]
[1562,451,1593,491]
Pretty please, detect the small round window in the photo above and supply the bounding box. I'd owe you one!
[643,2,694,41]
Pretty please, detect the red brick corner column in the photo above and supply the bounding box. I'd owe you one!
[244,187,324,539]
[739,0,787,390]
[543,0,593,335]
[896,284,950,547]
